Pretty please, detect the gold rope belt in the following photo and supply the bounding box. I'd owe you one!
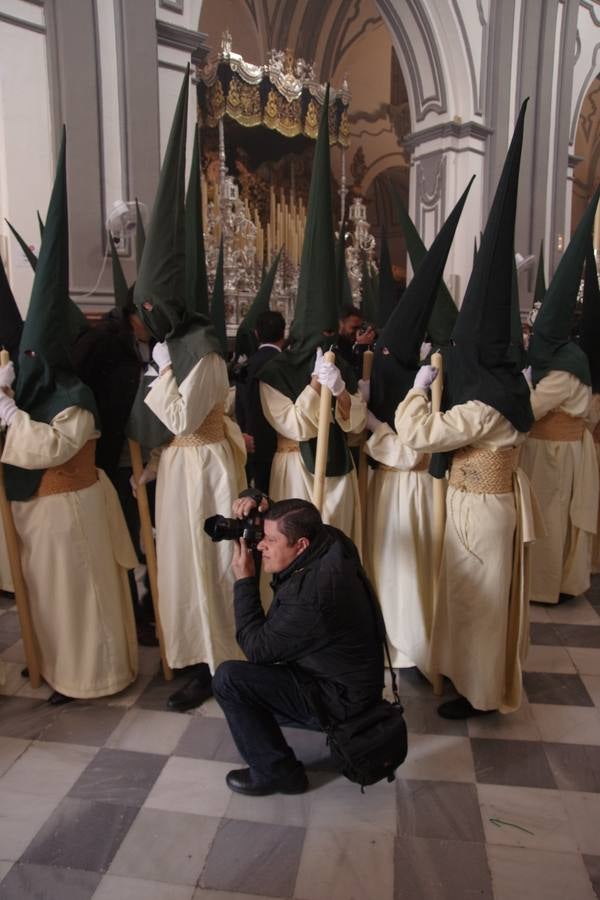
[449,446,518,495]
[277,436,300,453]
[36,439,98,497]
[169,404,225,447]
[529,410,585,441]
[379,454,430,473]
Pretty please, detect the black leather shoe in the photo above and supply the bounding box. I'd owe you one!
[167,676,212,712]
[226,765,309,796]
[438,696,496,720]
[48,691,74,706]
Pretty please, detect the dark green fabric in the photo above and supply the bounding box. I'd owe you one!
[36,211,44,241]
[259,86,355,476]
[580,235,600,393]
[442,99,533,436]
[210,241,228,355]
[109,233,130,311]
[4,128,99,501]
[370,178,473,429]
[0,252,23,359]
[235,249,282,359]
[135,198,146,267]
[185,125,209,317]
[507,252,527,370]
[377,230,396,328]
[6,219,37,270]
[335,221,353,314]
[391,187,458,347]
[529,186,599,387]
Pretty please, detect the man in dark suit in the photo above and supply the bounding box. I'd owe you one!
[237,310,286,493]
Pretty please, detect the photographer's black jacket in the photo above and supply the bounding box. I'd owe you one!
[234,526,384,721]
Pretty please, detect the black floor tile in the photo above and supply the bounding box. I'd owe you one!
[523,672,594,706]
[471,737,556,789]
[68,747,167,807]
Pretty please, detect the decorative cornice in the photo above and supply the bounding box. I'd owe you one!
[156,20,210,65]
[403,119,492,154]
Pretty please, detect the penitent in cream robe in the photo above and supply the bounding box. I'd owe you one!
[394,389,540,713]
[259,382,366,552]
[1,406,138,698]
[364,424,435,672]
[145,353,247,671]
[520,371,598,603]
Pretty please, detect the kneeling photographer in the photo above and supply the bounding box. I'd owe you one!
[209,496,385,796]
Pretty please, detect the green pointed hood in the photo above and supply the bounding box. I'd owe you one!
[377,229,396,328]
[443,98,533,433]
[391,188,458,346]
[135,198,146,267]
[473,237,478,266]
[6,219,38,270]
[360,258,378,324]
[287,84,337,349]
[37,211,44,241]
[0,252,23,360]
[335,221,353,313]
[210,241,227,355]
[580,236,600,392]
[529,185,599,387]
[134,66,189,342]
[507,252,527,369]
[370,177,473,427]
[5,217,89,342]
[534,240,546,304]
[235,249,282,358]
[109,233,130,311]
[5,128,98,501]
[185,125,209,317]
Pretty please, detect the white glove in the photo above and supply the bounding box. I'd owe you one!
[237,354,248,367]
[366,410,383,432]
[152,341,171,374]
[413,365,438,391]
[311,347,325,379]
[522,365,533,386]
[0,392,18,426]
[419,342,432,362]
[129,464,157,498]
[318,361,346,397]
[358,378,370,403]
[0,362,15,390]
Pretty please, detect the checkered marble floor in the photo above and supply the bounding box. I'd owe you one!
[1,583,600,900]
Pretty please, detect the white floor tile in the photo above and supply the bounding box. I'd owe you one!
[294,827,394,900]
[478,783,576,852]
[529,703,600,745]
[143,757,232,817]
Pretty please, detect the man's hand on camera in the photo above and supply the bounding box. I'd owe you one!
[232,495,269,519]
[232,537,256,580]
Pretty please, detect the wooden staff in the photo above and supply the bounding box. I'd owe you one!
[430,350,445,696]
[128,439,172,681]
[312,350,336,513]
[358,349,374,536]
[0,349,41,687]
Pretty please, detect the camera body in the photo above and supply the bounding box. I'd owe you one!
[204,513,264,549]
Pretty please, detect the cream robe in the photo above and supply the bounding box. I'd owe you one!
[589,394,600,573]
[0,519,12,592]
[145,353,247,671]
[259,382,366,551]
[394,390,539,713]
[1,407,138,698]
[520,370,598,603]
[364,424,435,671]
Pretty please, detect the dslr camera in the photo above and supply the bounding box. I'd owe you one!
[204,513,264,549]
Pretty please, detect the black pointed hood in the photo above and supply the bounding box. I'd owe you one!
[528,186,600,387]
[0,253,23,360]
[370,177,473,427]
[580,236,600,393]
[442,99,533,433]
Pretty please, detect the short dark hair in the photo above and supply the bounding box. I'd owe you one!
[264,499,323,545]
[338,304,361,322]
[256,310,285,344]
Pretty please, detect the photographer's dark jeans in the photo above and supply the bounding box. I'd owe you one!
[213,660,321,781]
